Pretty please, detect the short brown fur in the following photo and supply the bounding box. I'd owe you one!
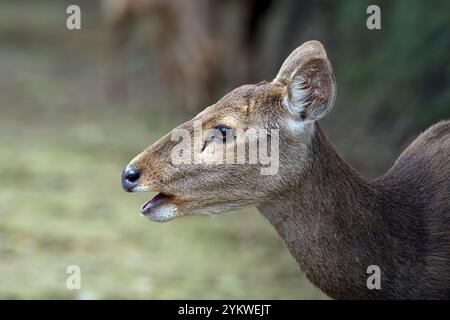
[123,41,450,299]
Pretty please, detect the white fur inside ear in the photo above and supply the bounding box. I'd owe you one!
[283,92,304,116]
[283,74,311,117]
[289,81,309,113]
[283,89,312,135]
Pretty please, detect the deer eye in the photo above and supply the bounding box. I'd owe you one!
[214,125,233,143]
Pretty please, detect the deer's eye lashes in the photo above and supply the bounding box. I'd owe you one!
[213,125,233,142]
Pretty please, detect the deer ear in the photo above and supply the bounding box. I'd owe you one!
[275,41,336,121]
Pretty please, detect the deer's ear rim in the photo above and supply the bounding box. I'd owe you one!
[283,56,336,122]
[274,40,328,86]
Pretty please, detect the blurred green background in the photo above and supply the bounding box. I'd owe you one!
[0,0,449,299]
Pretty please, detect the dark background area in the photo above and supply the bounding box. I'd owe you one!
[0,0,449,298]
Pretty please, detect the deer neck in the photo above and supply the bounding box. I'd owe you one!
[258,123,386,298]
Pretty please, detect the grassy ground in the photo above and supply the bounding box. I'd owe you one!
[0,1,326,299]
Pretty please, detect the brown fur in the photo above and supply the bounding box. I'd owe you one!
[123,41,450,299]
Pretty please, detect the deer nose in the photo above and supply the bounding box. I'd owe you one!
[121,166,141,192]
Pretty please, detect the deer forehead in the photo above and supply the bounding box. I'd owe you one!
[190,83,287,131]
[193,110,245,130]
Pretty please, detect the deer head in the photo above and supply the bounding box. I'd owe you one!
[121,41,336,222]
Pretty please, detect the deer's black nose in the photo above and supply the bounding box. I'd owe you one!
[121,166,141,192]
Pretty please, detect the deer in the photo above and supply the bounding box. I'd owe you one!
[102,0,272,112]
[121,41,450,299]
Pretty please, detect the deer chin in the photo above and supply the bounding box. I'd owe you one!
[140,193,178,222]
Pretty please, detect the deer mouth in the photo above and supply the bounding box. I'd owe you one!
[140,192,177,222]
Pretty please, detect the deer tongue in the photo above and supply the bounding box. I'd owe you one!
[141,193,172,215]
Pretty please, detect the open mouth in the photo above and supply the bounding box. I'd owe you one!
[141,192,173,214]
[140,192,177,222]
